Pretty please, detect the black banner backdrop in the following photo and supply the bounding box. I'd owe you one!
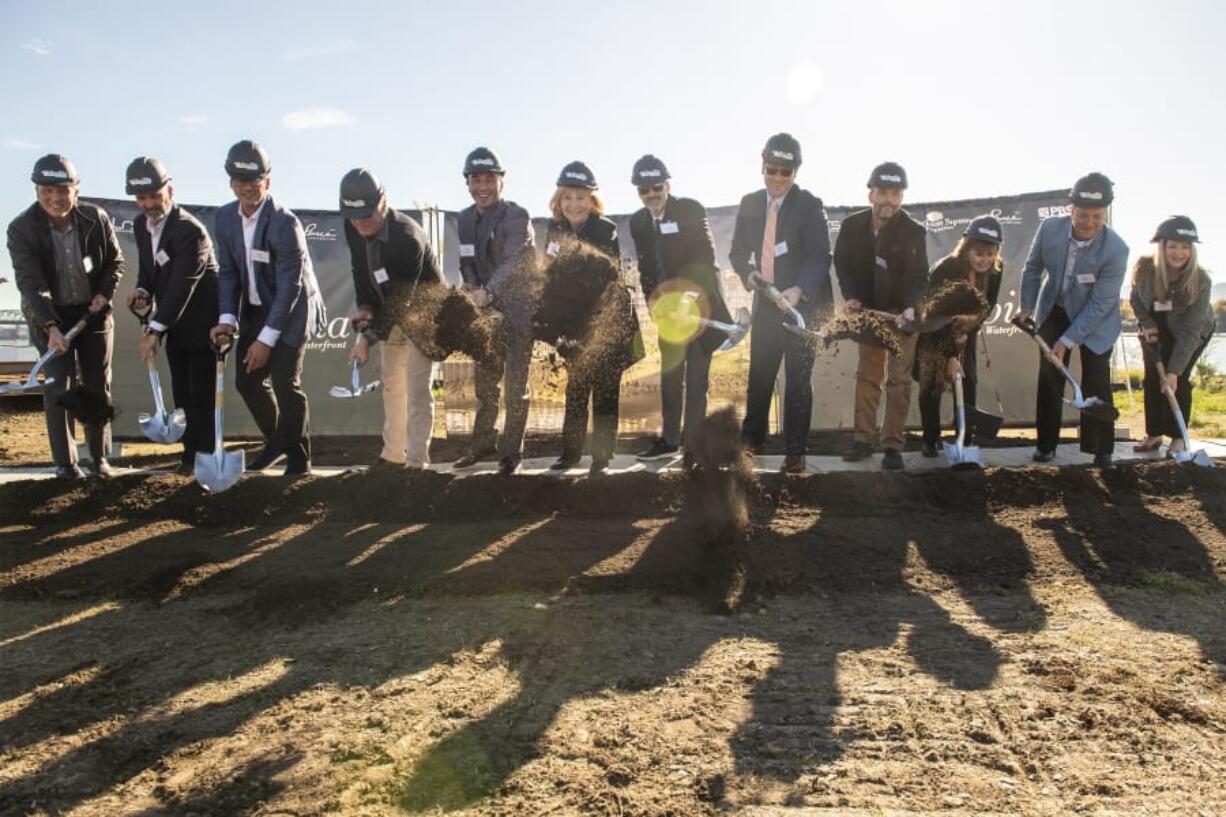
[93,188,1073,438]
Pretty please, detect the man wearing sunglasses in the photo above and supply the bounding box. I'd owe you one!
[833,162,928,471]
[729,133,833,473]
[628,155,733,468]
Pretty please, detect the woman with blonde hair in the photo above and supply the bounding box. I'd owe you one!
[1130,216,1215,456]
[533,161,641,475]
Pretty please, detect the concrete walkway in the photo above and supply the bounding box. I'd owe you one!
[2,439,1224,484]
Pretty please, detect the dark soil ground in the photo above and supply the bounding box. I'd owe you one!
[1,398,1224,816]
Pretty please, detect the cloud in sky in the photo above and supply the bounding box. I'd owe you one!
[178,114,208,129]
[21,38,53,56]
[282,107,354,130]
[2,138,45,151]
[281,40,355,62]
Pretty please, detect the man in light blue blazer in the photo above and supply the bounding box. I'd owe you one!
[1018,172,1128,468]
[209,140,325,477]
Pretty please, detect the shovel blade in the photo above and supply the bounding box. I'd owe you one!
[1068,397,1120,423]
[195,447,245,493]
[947,444,983,470]
[967,408,1003,440]
[329,386,359,398]
[138,408,187,444]
[0,375,52,394]
[1175,449,1216,468]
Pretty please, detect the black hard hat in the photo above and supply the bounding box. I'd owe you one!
[31,154,79,186]
[125,156,171,195]
[556,160,598,189]
[631,154,670,186]
[963,215,1004,245]
[338,168,385,219]
[1070,171,1113,208]
[1152,215,1199,243]
[868,161,907,190]
[225,139,271,180]
[761,133,801,168]
[463,146,505,176]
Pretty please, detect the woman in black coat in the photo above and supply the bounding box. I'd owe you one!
[533,161,641,475]
[915,216,1003,456]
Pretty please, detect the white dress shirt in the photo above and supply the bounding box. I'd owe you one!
[220,198,282,347]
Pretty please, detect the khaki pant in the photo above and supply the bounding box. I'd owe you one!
[380,327,435,467]
[853,333,918,450]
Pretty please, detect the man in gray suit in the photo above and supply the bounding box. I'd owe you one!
[209,140,325,477]
[452,147,536,475]
[1019,171,1128,468]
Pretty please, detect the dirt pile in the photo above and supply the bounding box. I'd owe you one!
[398,283,504,364]
[816,308,904,355]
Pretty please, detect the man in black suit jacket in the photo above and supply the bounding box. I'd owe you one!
[628,154,733,465]
[125,157,220,475]
[340,168,444,472]
[729,133,833,473]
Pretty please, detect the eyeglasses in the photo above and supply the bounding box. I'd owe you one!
[637,184,665,195]
[764,166,794,178]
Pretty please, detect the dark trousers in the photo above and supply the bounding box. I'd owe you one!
[1141,321,1209,439]
[1036,306,1114,455]
[659,338,712,448]
[562,369,622,464]
[919,335,979,444]
[471,321,533,459]
[35,306,112,467]
[742,304,815,455]
[166,332,216,461]
[235,306,310,467]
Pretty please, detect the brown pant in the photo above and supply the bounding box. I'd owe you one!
[853,333,918,449]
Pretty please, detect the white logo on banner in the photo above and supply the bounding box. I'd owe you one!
[108,216,135,234]
[1038,205,1072,219]
[924,207,1021,234]
[304,222,338,241]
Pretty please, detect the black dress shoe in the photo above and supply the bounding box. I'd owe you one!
[283,461,311,479]
[922,441,940,458]
[1032,449,1055,463]
[636,439,679,461]
[89,458,114,478]
[55,464,85,479]
[744,441,764,456]
[497,455,521,476]
[1093,452,1114,469]
[842,441,873,462]
[453,449,495,470]
[881,448,905,471]
[366,457,403,474]
[550,455,580,471]
[780,453,806,474]
[247,447,285,471]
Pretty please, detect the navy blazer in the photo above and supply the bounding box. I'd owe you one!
[1020,215,1129,355]
[729,186,833,316]
[215,194,324,348]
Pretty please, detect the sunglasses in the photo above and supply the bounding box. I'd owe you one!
[637,183,665,195]
[764,166,794,178]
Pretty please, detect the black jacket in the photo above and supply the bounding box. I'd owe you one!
[8,200,124,332]
[629,195,732,353]
[134,205,219,350]
[728,186,833,315]
[546,214,620,261]
[834,207,928,312]
[344,208,443,341]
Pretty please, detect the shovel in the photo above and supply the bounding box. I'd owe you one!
[698,307,751,351]
[946,373,983,470]
[129,302,186,443]
[1142,337,1214,468]
[750,273,805,330]
[195,338,245,493]
[330,359,382,399]
[1010,315,1119,423]
[0,314,98,395]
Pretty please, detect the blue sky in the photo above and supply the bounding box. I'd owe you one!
[3,0,1225,308]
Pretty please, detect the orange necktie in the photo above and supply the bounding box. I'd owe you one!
[760,197,780,282]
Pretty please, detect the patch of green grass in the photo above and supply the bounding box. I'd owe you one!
[1129,570,1215,596]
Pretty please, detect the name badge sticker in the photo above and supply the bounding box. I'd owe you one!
[155,249,170,266]
[459,243,476,258]
[373,268,389,284]
[874,255,888,269]
[1076,273,1095,285]
[659,221,679,235]
[1153,300,1173,312]
[82,256,94,273]
[251,249,271,264]
[546,241,560,258]
[774,241,788,256]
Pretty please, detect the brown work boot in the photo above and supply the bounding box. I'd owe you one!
[780,453,806,474]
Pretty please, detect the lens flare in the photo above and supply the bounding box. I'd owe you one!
[650,280,708,346]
